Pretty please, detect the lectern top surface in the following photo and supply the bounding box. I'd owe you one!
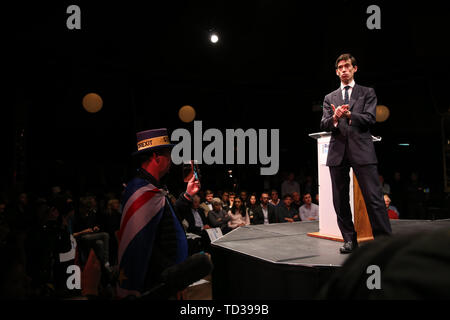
[308,132,331,139]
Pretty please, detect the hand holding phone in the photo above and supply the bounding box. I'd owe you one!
[183,160,200,182]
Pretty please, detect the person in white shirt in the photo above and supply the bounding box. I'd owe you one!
[299,193,319,221]
[227,197,250,230]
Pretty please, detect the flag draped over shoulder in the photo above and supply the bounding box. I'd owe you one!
[116,177,169,298]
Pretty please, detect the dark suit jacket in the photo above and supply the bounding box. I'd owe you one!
[320,84,378,166]
[276,204,300,223]
[252,204,278,224]
[185,206,208,235]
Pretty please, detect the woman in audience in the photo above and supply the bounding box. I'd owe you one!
[227,197,250,230]
[247,194,259,224]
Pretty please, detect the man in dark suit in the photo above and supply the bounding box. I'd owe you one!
[320,53,392,254]
[253,192,278,225]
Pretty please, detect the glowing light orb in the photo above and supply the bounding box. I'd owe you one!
[82,93,103,113]
[178,105,196,123]
[376,105,390,122]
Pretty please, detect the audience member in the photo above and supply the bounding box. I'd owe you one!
[183,195,211,254]
[221,191,230,209]
[269,189,281,207]
[72,196,113,281]
[276,194,300,223]
[299,193,319,221]
[379,175,391,195]
[98,198,122,265]
[25,197,72,296]
[253,192,278,225]
[185,195,210,235]
[281,172,300,197]
[227,197,250,230]
[240,190,249,207]
[384,194,399,219]
[291,192,302,211]
[247,194,259,224]
[200,190,214,217]
[207,198,231,234]
[301,175,317,197]
[224,192,235,212]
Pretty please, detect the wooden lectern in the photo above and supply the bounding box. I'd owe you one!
[307,132,380,243]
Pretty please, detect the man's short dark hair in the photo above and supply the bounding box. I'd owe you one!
[283,194,292,200]
[335,53,357,69]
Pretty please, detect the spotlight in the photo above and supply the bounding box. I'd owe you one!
[210,33,219,44]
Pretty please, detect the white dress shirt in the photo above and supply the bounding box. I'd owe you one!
[334,80,355,127]
[340,79,355,102]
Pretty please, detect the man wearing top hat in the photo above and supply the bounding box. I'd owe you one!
[116,128,200,298]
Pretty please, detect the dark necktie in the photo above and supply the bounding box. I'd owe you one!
[344,85,350,105]
[340,85,351,137]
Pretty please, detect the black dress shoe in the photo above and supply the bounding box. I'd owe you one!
[339,241,358,254]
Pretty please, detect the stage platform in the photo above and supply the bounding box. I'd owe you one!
[210,219,450,299]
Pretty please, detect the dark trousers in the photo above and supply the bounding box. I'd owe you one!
[329,160,392,242]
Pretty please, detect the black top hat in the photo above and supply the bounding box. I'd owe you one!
[132,128,175,156]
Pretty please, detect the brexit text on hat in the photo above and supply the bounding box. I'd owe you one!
[171,121,279,175]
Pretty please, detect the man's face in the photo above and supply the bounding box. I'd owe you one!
[283,197,292,207]
[336,59,357,84]
[271,191,278,201]
[240,192,247,200]
[158,149,172,176]
[206,193,213,202]
[260,194,269,205]
[222,193,229,202]
[303,194,312,205]
[292,192,300,202]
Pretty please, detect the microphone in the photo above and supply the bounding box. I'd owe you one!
[140,252,213,299]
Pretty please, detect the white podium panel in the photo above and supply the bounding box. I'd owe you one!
[310,132,354,240]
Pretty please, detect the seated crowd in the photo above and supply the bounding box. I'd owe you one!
[1,173,408,299]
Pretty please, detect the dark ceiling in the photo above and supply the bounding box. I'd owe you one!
[7,0,450,194]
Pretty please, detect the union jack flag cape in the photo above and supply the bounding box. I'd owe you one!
[116,176,188,298]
